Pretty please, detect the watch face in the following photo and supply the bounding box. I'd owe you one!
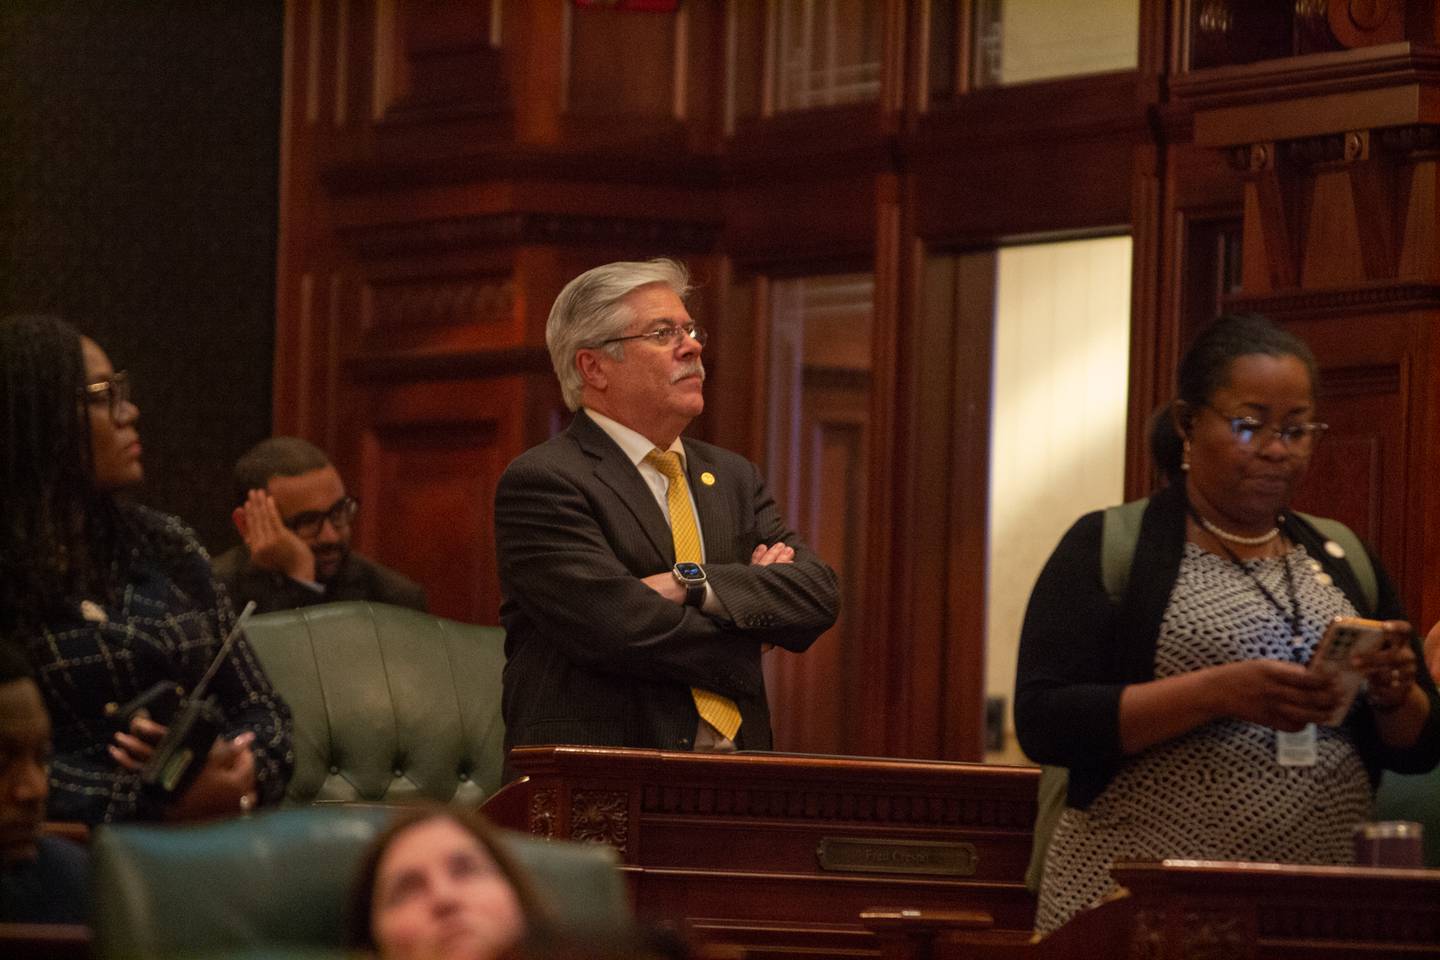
[674,561,704,581]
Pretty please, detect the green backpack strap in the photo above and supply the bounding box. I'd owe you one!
[1101,497,1149,603]
[1296,511,1377,614]
[1026,498,1149,895]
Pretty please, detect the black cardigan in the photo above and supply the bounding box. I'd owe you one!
[1014,482,1440,810]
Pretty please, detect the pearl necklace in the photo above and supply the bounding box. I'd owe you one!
[1195,513,1280,546]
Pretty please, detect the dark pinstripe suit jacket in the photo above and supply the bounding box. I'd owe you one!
[496,410,839,754]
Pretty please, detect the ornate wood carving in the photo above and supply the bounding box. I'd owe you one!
[1225,282,1440,316]
[638,782,1033,829]
[1181,911,1249,960]
[343,213,718,259]
[1128,907,1164,960]
[363,275,514,330]
[527,788,559,838]
[570,789,629,853]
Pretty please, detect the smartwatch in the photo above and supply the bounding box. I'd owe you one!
[672,561,707,607]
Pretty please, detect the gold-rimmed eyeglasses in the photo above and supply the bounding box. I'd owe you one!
[595,322,707,349]
[79,372,132,421]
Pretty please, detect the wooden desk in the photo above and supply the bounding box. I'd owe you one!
[862,860,1440,960]
[483,747,1040,957]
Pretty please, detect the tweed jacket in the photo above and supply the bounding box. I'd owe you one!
[21,508,293,823]
[495,410,840,754]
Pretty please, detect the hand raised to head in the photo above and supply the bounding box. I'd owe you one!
[237,489,316,582]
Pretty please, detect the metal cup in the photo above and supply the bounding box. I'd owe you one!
[1353,821,1424,868]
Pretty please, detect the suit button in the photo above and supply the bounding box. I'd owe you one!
[329,765,340,775]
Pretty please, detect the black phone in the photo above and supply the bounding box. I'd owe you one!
[139,695,225,798]
[105,682,185,730]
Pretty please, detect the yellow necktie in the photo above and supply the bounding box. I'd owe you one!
[645,449,742,742]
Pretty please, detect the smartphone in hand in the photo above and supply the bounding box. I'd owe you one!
[1309,616,1388,724]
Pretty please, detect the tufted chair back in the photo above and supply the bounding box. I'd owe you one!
[90,806,631,960]
[244,601,506,805]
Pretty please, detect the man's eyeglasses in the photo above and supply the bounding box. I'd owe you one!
[1203,404,1328,453]
[595,323,707,349]
[79,372,132,421]
[283,496,359,539]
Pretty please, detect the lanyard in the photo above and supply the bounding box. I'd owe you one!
[1190,509,1305,662]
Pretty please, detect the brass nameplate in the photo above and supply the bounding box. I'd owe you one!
[816,837,978,876]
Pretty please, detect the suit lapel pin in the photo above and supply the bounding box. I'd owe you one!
[700,471,716,486]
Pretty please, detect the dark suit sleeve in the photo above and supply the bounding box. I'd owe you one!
[700,458,839,653]
[497,456,768,698]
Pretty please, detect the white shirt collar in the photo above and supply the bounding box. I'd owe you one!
[584,408,686,468]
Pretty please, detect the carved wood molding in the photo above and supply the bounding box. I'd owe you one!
[1128,907,1165,960]
[343,213,718,259]
[363,276,514,329]
[1318,363,1402,398]
[1224,282,1440,317]
[1181,910,1250,960]
[639,783,1034,829]
[344,345,552,382]
[1171,44,1440,107]
[323,147,720,195]
[528,788,559,838]
[1376,123,1440,158]
[571,790,629,853]
[1257,901,1440,944]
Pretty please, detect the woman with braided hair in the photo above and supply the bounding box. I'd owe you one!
[0,314,291,822]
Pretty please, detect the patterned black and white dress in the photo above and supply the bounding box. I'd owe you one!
[1035,542,1373,934]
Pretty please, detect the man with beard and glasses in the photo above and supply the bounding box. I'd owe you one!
[494,258,839,758]
[0,641,88,923]
[213,437,426,615]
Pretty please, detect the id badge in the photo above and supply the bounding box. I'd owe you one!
[1276,723,1318,767]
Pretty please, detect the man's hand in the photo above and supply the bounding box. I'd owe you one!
[750,543,795,566]
[236,489,316,582]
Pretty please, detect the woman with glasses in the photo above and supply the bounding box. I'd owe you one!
[1015,314,1439,934]
[0,315,292,823]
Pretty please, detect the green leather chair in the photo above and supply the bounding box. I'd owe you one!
[90,806,631,960]
[243,601,507,805]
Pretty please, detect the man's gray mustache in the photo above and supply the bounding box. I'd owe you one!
[671,362,705,384]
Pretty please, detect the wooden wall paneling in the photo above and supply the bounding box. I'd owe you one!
[763,366,872,754]
[277,0,351,443]
[567,5,679,120]
[726,170,881,269]
[500,1,566,145]
[908,73,1145,245]
[1125,136,1168,501]
[935,249,997,762]
[358,373,527,624]
[1223,300,1433,629]
[1395,135,1440,282]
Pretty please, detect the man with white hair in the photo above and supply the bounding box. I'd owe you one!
[495,258,839,756]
